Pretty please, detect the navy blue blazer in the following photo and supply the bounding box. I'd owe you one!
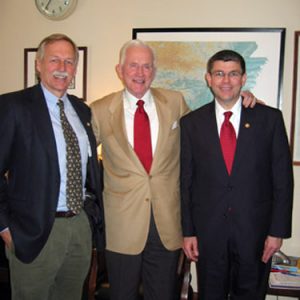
[0,84,104,263]
[180,101,293,260]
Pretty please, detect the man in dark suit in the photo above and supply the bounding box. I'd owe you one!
[180,49,293,299]
[0,34,104,300]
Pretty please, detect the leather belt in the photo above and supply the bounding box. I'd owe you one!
[55,211,76,218]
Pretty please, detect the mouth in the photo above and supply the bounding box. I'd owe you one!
[219,86,232,92]
[133,78,145,84]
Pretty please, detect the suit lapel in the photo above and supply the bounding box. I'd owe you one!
[151,89,172,168]
[69,96,101,197]
[29,85,58,165]
[231,106,254,176]
[68,95,95,150]
[108,92,145,172]
[201,102,255,178]
[206,102,230,177]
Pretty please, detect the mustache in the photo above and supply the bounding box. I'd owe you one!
[52,71,69,78]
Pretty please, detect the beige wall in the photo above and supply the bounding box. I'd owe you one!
[0,1,299,295]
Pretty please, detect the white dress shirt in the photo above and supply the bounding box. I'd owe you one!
[215,97,242,138]
[41,84,90,211]
[123,89,159,155]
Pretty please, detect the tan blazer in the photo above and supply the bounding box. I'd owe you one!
[90,88,190,254]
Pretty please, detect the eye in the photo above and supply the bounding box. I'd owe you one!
[143,64,152,70]
[229,71,241,78]
[65,59,75,66]
[212,71,224,78]
[129,63,138,69]
[49,57,60,64]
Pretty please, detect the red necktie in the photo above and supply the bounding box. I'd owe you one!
[134,100,153,173]
[220,111,236,175]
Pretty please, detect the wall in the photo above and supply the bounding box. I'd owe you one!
[1,0,300,298]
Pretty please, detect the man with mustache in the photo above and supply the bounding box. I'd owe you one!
[0,34,104,300]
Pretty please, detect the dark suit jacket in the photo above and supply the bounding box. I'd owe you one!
[0,84,104,263]
[180,101,293,260]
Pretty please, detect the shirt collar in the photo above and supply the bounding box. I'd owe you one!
[124,89,153,110]
[215,97,242,118]
[40,83,68,109]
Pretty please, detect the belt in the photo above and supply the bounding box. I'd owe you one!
[55,211,77,218]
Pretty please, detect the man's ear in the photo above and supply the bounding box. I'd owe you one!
[115,64,123,80]
[205,72,212,87]
[35,59,41,73]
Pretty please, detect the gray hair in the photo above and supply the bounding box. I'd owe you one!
[36,33,79,64]
[119,39,156,67]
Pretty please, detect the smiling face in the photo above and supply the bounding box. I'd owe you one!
[206,60,247,109]
[36,40,77,98]
[116,46,156,99]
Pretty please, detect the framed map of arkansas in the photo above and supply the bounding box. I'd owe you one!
[133,28,285,110]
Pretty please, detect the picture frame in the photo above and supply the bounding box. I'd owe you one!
[133,28,285,110]
[24,46,87,101]
[290,31,300,164]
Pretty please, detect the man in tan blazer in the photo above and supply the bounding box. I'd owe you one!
[91,39,189,300]
[90,40,258,300]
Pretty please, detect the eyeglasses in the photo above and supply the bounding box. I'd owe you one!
[211,71,243,79]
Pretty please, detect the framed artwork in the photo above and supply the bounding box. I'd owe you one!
[290,31,300,164]
[24,46,87,100]
[133,28,285,110]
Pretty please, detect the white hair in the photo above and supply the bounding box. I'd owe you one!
[118,39,156,67]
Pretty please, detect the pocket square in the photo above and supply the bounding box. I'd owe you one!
[172,121,178,130]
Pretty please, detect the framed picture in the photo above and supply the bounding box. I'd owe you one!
[133,28,285,110]
[24,46,87,100]
[290,31,300,164]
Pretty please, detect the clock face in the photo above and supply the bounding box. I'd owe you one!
[35,0,78,20]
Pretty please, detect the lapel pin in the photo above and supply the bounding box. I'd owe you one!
[87,122,91,127]
[244,123,250,128]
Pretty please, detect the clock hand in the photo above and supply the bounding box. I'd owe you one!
[45,0,52,10]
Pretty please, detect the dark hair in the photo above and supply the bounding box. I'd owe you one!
[207,50,246,74]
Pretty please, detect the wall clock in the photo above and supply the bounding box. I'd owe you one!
[35,0,78,21]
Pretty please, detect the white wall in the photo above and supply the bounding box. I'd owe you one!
[1,1,300,298]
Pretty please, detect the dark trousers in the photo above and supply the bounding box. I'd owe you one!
[196,237,271,300]
[105,213,180,300]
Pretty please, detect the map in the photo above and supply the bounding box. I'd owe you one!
[147,41,267,110]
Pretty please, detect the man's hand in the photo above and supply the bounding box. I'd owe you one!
[183,236,199,262]
[261,236,283,263]
[241,90,265,108]
[0,229,13,250]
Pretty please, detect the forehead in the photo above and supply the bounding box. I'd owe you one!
[211,60,242,70]
[125,46,153,63]
[44,40,75,57]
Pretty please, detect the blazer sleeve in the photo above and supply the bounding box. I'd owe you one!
[180,115,196,237]
[269,110,294,238]
[0,95,16,230]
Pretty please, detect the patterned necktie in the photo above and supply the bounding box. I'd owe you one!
[134,100,153,173]
[220,111,236,175]
[57,99,83,214]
